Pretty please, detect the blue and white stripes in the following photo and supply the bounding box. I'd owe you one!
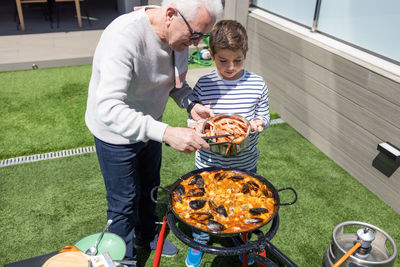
[192,70,270,170]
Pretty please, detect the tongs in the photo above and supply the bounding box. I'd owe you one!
[203,134,235,145]
[202,134,233,140]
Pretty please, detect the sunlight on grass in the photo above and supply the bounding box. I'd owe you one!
[1,123,399,266]
[1,65,398,267]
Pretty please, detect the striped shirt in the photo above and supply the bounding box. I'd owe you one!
[190,70,270,171]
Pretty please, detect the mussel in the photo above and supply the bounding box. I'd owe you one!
[188,174,201,185]
[247,180,260,190]
[189,199,206,210]
[190,212,214,222]
[214,172,227,181]
[216,205,228,217]
[244,217,264,224]
[187,188,205,197]
[262,189,274,198]
[173,193,183,203]
[241,183,250,194]
[206,220,226,232]
[175,184,185,196]
[249,208,269,215]
[229,175,245,181]
[188,175,205,189]
[208,200,228,217]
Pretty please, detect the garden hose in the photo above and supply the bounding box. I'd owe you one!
[188,37,212,66]
[189,49,212,66]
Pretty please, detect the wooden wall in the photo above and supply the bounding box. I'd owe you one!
[245,9,400,213]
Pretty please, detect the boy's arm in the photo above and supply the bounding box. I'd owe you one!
[252,82,271,131]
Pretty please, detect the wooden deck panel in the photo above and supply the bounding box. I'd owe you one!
[245,12,400,213]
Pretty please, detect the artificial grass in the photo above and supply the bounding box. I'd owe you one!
[1,65,398,266]
[0,65,279,160]
[0,65,93,160]
[1,123,400,267]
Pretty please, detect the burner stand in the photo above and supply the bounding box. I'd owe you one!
[165,211,297,267]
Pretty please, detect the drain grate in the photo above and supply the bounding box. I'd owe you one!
[270,118,284,125]
[0,119,285,168]
[0,146,96,168]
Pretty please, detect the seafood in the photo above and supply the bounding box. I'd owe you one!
[187,188,205,197]
[229,175,245,181]
[189,199,207,210]
[203,114,250,156]
[247,180,260,190]
[190,212,214,222]
[249,208,269,215]
[173,184,185,203]
[188,174,204,189]
[208,200,228,217]
[214,172,227,181]
[245,218,264,224]
[171,170,277,233]
[176,184,185,196]
[207,220,226,232]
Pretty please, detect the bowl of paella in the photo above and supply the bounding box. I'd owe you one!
[202,113,251,157]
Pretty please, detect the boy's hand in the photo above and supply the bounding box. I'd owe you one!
[250,119,264,133]
[190,104,214,121]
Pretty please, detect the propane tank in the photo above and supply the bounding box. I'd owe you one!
[322,221,397,267]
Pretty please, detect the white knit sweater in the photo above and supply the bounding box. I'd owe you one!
[85,8,193,145]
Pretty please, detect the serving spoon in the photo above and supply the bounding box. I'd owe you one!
[85,219,113,256]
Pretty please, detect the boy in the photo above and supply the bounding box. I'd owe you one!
[186,20,270,267]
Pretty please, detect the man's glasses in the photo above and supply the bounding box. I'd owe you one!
[176,10,209,41]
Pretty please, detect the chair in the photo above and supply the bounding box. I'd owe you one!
[15,0,53,31]
[54,0,90,28]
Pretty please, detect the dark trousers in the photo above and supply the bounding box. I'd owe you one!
[94,136,161,260]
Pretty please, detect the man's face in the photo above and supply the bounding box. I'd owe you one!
[167,7,215,52]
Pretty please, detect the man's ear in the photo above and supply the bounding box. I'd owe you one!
[165,7,178,22]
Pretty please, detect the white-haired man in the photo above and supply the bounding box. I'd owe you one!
[85,0,223,265]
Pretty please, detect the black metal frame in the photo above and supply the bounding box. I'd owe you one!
[166,210,298,267]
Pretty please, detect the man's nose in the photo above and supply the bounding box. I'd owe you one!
[191,39,201,46]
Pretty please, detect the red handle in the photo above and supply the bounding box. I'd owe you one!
[152,216,167,267]
[241,233,248,267]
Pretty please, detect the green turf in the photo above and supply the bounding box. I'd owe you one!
[0,65,94,160]
[0,65,279,160]
[1,123,399,267]
[1,65,398,267]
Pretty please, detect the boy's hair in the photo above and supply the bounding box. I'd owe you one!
[209,20,248,56]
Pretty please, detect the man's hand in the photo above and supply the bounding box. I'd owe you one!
[189,119,206,133]
[190,104,214,121]
[163,126,210,153]
[250,119,264,133]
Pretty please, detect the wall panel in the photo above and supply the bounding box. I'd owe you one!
[246,9,400,213]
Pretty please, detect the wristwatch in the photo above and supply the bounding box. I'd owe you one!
[187,100,200,114]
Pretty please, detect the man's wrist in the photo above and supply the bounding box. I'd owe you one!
[187,100,200,113]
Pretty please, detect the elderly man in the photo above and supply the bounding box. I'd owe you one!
[85,0,223,265]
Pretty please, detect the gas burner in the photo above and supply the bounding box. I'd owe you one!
[165,211,297,267]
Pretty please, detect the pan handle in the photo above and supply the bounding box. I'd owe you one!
[277,187,297,206]
[150,186,170,205]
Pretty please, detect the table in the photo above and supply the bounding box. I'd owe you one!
[4,252,57,267]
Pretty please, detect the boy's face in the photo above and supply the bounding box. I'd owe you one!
[212,48,246,80]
